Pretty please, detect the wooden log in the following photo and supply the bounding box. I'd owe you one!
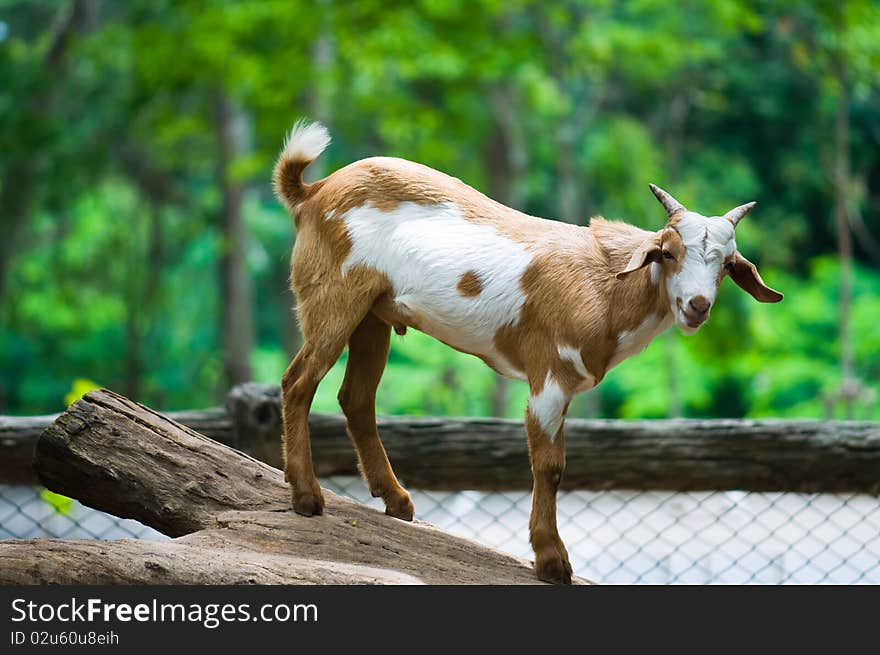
[0,406,235,485]
[3,383,879,493]
[0,539,421,585]
[1,389,589,585]
[33,391,284,537]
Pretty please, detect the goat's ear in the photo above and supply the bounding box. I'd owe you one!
[616,235,661,280]
[725,251,783,302]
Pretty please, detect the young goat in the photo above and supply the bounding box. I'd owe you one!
[273,120,783,584]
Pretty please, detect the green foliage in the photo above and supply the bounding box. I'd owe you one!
[64,378,101,407]
[1,1,878,421]
[39,489,72,515]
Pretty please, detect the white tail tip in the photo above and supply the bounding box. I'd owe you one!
[281,120,331,163]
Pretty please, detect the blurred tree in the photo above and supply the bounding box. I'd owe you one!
[214,91,254,387]
[0,0,99,299]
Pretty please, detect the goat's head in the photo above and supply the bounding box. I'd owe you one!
[616,184,783,334]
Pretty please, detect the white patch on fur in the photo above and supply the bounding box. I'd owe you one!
[557,344,596,391]
[666,212,737,330]
[650,262,660,286]
[528,374,567,441]
[608,313,673,369]
[281,120,331,163]
[338,201,533,376]
[557,344,589,378]
[325,208,336,220]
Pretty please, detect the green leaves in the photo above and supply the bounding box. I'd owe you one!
[64,378,101,407]
[40,489,73,516]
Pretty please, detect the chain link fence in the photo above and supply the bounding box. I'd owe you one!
[2,479,878,583]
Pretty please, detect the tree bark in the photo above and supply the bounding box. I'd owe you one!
[2,389,589,585]
[0,539,420,585]
[3,384,879,493]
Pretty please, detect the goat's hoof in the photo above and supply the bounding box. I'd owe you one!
[384,492,415,521]
[535,554,573,585]
[292,491,325,517]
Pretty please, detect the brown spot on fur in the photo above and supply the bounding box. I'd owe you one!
[457,270,483,297]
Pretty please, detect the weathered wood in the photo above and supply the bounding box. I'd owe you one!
[310,415,880,494]
[3,382,879,493]
[0,415,58,484]
[34,391,284,537]
[0,406,235,485]
[0,539,421,585]
[3,389,589,585]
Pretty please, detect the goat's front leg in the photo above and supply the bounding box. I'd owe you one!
[525,376,572,584]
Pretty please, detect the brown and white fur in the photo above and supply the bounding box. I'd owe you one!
[273,120,784,584]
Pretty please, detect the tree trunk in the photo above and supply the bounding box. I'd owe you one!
[1,390,589,585]
[306,2,334,182]
[556,123,582,224]
[122,204,162,401]
[833,65,855,419]
[214,92,254,389]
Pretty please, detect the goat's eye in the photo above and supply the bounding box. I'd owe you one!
[662,250,675,261]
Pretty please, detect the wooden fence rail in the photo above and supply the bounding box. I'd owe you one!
[2,383,879,493]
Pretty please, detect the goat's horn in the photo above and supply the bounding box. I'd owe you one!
[648,183,686,217]
[723,201,756,227]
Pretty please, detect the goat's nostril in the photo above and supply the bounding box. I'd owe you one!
[688,295,711,314]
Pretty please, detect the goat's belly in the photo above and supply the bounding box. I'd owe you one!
[393,289,528,381]
[338,200,533,379]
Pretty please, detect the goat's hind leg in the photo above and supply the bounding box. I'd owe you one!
[281,343,335,516]
[338,311,414,520]
[281,296,372,516]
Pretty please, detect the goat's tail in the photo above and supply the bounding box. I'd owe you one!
[272,119,331,214]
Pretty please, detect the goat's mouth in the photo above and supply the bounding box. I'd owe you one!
[674,299,708,333]
[684,312,707,329]
[675,317,703,334]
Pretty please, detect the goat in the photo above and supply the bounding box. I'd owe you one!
[272,120,783,584]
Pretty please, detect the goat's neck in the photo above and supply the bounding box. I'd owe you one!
[590,223,669,323]
[611,264,669,326]
[591,224,673,372]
